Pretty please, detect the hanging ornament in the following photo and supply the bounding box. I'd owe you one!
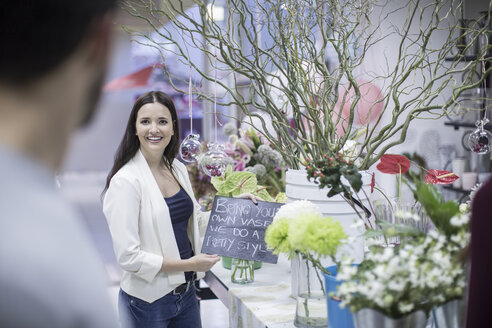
[199,42,231,178]
[200,143,229,177]
[467,118,492,154]
[466,56,492,155]
[179,133,202,163]
[179,66,203,163]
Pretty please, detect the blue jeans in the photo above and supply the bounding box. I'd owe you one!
[119,285,202,328]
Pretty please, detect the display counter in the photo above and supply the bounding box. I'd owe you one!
[203,254,297,328]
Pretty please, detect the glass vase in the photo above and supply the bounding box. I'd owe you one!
[293,254,328,328]
[231,258,254,284]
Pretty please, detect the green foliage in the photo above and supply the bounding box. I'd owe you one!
[305,154,362,198]
[412,179,460,237]
[211,166,276,202]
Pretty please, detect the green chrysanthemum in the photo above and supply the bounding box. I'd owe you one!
[265,218,293,254]
[289,213,346,257]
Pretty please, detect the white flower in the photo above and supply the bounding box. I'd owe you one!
[459,203,469,214]
[337,265,357,281]
[273,200,321,220]
[388,279,406,292]
[341,140,358,161]
[450,214,469,227]
[398,302,414,314]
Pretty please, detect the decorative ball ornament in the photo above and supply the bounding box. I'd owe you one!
[200,143,229,177]
[179,134,203,163]
[467,118,492,155]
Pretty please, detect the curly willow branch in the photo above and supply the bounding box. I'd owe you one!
[123,0,492,170]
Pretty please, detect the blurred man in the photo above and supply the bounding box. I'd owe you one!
[0,1,120,327]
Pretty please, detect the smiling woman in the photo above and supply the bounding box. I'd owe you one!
[101,91,257,328]
[135,102,175,157]
[102,91,219,328]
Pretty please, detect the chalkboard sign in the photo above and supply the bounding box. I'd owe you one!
[201,196,282,264]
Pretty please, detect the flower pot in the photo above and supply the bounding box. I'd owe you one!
[286,169,370,297]
[353,309,427,328]
[221,256,262,270]
[324,265,355,328]
[293,253,328,328]
[432,299,465,328]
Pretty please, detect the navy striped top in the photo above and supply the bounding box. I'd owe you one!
[164,188,194,281]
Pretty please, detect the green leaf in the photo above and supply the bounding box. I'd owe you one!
[414,181,460,236]
[255,187,274,202]
[211,176,226,194]
[224,171,257,195]
[344,170,362,192]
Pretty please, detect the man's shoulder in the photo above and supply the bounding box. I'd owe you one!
[0,193,119,327]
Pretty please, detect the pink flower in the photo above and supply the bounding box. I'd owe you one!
[424,169,459,185]
[376,154,411,174]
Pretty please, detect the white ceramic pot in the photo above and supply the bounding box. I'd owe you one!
[286,168,371,298]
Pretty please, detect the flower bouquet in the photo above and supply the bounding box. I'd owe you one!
[335,173,470,327]
[265,200,347,327]
[222,124,286,198]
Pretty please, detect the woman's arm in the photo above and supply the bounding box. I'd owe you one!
[103,176,163,283]
[160,253,220,273]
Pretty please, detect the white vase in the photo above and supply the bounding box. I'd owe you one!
[286,168,370,298]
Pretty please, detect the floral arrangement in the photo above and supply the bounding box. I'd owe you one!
[335,173,470,319]
[222,123,285,197]
[336,221,468,317]
[265,200,347,270]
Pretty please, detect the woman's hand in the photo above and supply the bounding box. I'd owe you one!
[189,253,220,272]
[235,192,263,204]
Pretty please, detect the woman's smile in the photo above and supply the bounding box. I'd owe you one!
[135,102,174,156]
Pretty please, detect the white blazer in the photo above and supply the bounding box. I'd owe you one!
[103,150,209,303]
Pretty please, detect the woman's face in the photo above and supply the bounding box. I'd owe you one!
[135,102,174,157]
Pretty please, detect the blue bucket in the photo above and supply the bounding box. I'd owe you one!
[324,265,355,328]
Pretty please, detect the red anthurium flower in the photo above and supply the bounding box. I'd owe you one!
[376,154,411,174]
[424,169,459,185]
[370,172,375,193]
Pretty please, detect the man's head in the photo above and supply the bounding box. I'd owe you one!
[0,1,118,169]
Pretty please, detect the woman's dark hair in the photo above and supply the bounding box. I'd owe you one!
[102,91,180,196]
